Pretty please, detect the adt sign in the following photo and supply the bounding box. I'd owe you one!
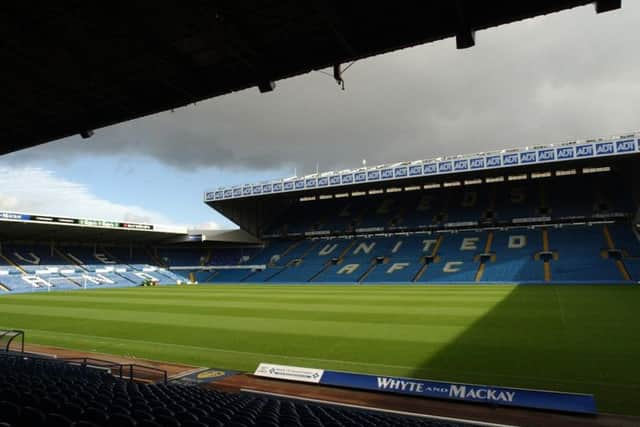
[423,163,437,175]
[502,153,519,166]
[409,165,422,176]
[616,139,637,153]
[520,152,536,164]
[537,149,555,161]
[576,144,594,157]
[438,162,452,173]
[486,156,501,168]
[394,167,408,178]
[381,169,394,179]
[453,160,468,171]
[367,170,380,180]
[470,158,484,169]
[595,142,614,156]
[556,147,574,159]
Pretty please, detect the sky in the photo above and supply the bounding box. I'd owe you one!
[1,3,638,229]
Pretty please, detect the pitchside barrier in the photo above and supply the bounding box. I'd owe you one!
[254,363,597,415]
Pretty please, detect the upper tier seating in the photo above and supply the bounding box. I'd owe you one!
[264,173,634,237]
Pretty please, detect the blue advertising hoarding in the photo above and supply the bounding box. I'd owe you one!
[320,371,596,414]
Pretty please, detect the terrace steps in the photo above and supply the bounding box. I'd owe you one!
[54,247,88,271]
[413,235,443,282]
[475,231,494,282]
[0,253,26,274]
[604,225,632,281]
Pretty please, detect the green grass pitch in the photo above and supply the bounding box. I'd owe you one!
[0,284,638,415]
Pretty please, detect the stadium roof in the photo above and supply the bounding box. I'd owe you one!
[0,211,258,245]
[2,1,620,155]
[206,131,639,235]
[0,211,187,243]
[206,131,639,202]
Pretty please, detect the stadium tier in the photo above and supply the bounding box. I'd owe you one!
[199,139,640,286]
[260,173,633,237]
[206,224,637,284]
[0,353,467,427]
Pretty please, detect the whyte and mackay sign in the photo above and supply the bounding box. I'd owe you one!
[255,363,596,414]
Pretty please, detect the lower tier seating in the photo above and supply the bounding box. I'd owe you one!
[0,353,469,427]
[204,223,639,284]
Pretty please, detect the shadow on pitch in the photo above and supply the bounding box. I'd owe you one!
[408,285,638,414]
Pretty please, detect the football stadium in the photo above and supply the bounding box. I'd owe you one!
[1,2,638,427]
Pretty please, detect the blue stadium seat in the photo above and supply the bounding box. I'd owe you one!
[209,269,252,283]
[0,353,464,427]
[548,226,625,283]
[481,229,544,283]
[418,232,485,283]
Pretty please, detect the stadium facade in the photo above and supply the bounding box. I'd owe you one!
[1,132,639,293]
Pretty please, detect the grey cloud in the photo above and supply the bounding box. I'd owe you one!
[6,3,640,175]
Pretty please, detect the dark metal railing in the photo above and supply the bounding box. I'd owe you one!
[61,357,168,384]
[0,351,167,384]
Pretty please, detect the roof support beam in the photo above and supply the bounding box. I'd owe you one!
[455,0,475,49]
[258,81,276,93]
[595,0,622,13]
[80,130,94,139]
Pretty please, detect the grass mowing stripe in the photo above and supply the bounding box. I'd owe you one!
[33,285,514,301]
[0,300,499,327]
[0,303,474,344]
[0,296,515,320]
[0,313,465,369]
[10,292,511,306]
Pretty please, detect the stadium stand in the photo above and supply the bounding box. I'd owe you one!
[2,222,639,290]
[199,154,640,285]
[0,352,471,427]
[0,243,188,293]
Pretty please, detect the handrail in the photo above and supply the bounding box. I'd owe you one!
[0,350,167,384]
[61,357,168,384]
